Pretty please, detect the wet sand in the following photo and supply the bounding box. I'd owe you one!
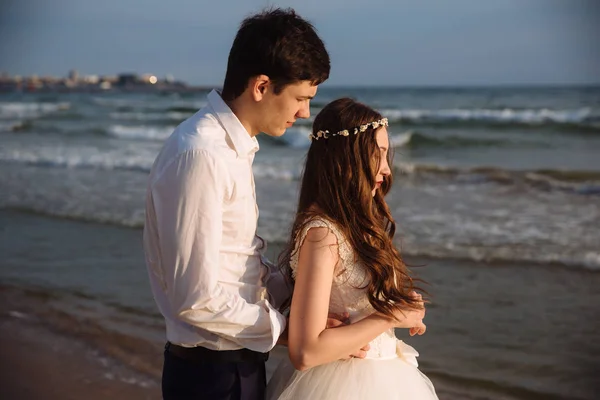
[0,285,160,400]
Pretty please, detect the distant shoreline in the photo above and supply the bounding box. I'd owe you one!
[0,85,215,94]
[2,83,599,95]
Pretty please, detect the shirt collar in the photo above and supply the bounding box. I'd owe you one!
[207,89,259,158]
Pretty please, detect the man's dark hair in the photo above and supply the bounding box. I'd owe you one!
[221,8,330,101]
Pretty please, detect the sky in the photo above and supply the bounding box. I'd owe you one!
[1,0,599,86]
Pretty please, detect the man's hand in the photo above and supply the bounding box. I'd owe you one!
[326,312,350,328]
[345,344,370,359]
[326,312,370,359]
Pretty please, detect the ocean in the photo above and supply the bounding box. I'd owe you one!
[1,86,599,399]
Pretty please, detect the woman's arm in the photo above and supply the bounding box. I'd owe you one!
[287,227,399,371]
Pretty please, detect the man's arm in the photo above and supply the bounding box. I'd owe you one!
[152,149,286,352]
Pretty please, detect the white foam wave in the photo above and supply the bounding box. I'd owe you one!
[92,96,207,110]
[107,125,175,141]
[400,245,600,271]
[90,97,153,107]
[0,102,70,119]
[0,146,155,171]
[0,144,300,181]
[390,131,413,147]
[253,164,299,180]
[271,128,414,149]
[260,218,600,271]
[382,107,594,125]
[274,126,312,149]
[109,111,191,121]
[9,311,30,319]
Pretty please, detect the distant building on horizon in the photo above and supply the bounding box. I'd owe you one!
[68,69,79,82]
[116,73,139,87]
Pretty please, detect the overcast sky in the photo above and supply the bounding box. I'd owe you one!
[1,0,599,86]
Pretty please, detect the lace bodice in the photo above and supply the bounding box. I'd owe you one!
[290,218,400,360]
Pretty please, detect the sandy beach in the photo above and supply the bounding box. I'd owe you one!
[0,284,160,400]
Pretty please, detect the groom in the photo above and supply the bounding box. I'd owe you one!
[144,8,362,400]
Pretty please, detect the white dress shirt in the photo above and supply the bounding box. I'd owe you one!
[143,90,287,353]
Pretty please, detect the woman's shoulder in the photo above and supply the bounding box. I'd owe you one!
[296,215,353,262]
[300,215,345,242]
[289,215,353,276]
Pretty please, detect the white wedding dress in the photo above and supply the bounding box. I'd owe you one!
[267,218,438,400]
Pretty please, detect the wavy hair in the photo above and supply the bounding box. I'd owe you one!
[278,98,423,319]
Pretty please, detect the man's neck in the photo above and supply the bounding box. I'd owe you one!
[225,96,259,138]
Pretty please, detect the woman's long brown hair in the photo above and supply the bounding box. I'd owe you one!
[278,98,423,319]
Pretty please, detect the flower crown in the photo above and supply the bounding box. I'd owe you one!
[308,117,389,141]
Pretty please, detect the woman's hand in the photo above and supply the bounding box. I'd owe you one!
[409,321,426,336]
[391,291,426,331]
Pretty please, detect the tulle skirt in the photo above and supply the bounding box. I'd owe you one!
[267,342,438,400]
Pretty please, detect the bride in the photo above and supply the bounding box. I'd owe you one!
[267,98,438,399]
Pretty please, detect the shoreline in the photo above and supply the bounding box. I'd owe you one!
[0,284,160,400]
[0,281,290,400]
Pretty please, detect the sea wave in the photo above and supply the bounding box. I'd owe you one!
[0,120,27,132]
[264,126,312,149]
[267,128,416,150]
[0,149,154,172]
[253,164,299,180]
[106,125,176,141]
[0,101,71,119]
[389,131,528,149]
[390,132,413,147]
[90,96,207,111]
[3,205,599,272]
[109,111,190,122]
[381,107,600,130]
[394,163,600,195]
[0,147,302,180]
[2,143,599,194]
[4,120,177,138]
[400,245,600,272]
[165,106,202,114]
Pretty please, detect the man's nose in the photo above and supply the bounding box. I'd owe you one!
[297,103,310,119]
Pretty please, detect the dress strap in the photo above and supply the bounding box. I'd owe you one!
[289,218,352,279]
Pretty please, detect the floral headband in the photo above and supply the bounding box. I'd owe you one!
[308,117,389,141]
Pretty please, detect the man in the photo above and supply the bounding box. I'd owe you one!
[143,8,342,400]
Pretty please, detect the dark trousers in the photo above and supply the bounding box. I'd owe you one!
[162,345,267,400]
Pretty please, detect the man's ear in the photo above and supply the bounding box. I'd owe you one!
[250,75,271,102]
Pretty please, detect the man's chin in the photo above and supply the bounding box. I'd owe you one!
[265,128,287,137]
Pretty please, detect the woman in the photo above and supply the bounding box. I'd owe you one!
[267,98,438,399]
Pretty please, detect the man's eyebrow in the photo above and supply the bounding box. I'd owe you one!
[298,95,314,100]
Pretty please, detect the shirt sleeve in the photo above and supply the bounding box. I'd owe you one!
[151,149,286,352]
